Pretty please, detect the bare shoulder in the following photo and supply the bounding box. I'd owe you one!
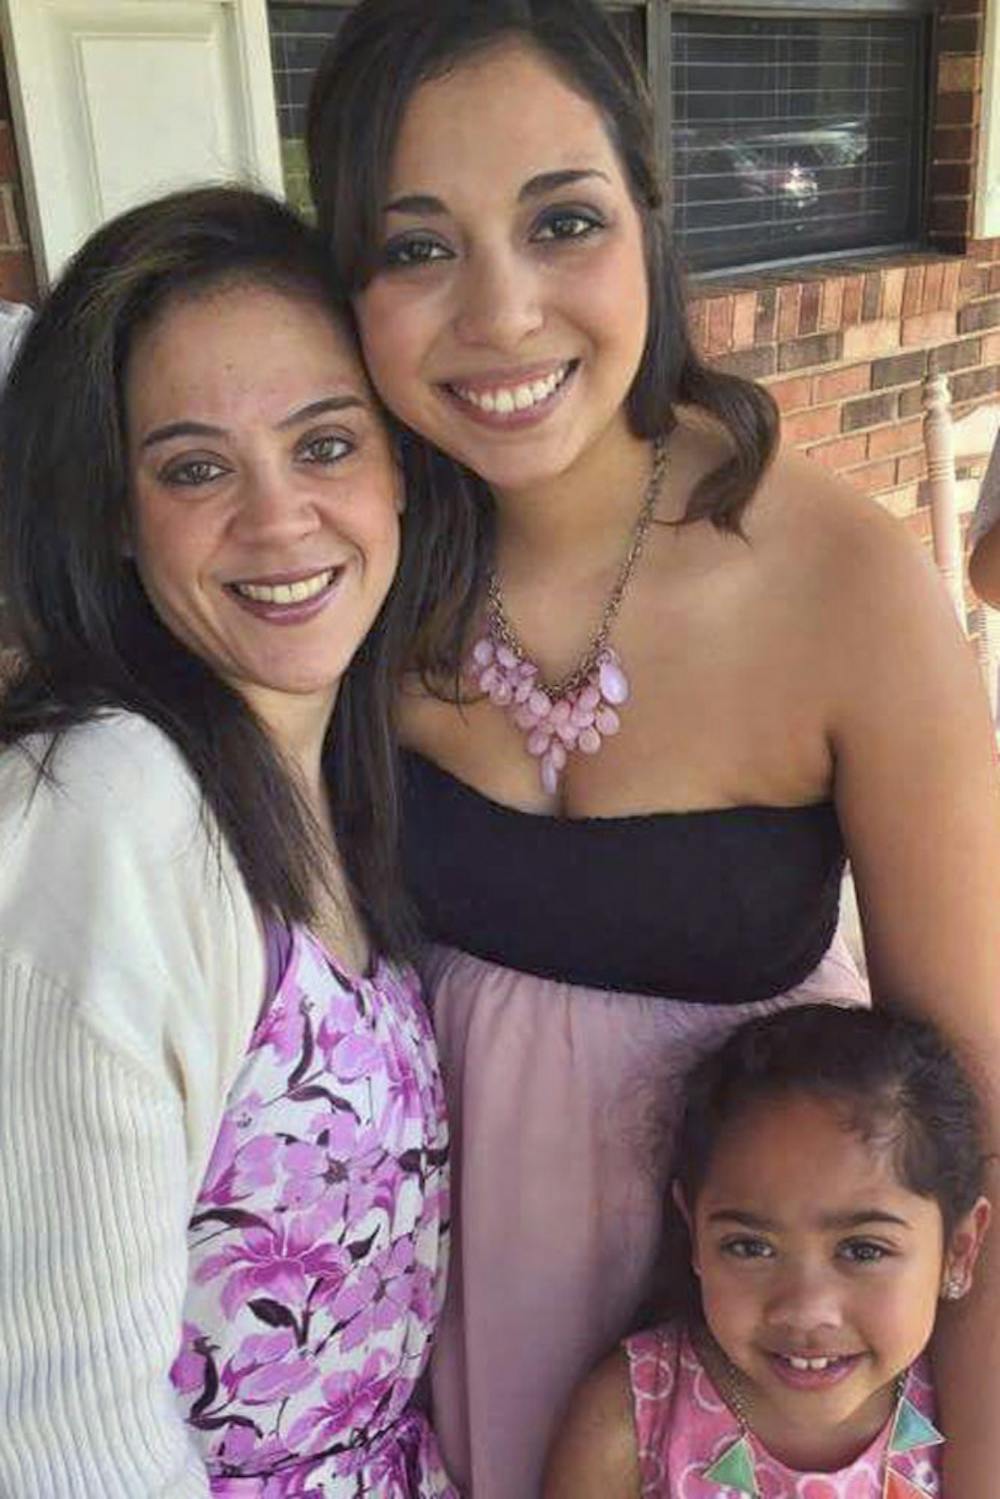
[748,447,956,637]
[543,1347,641,1499]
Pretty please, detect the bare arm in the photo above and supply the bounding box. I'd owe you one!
[827,501,1000,1498]
[543,1350,642,1499]
[969,522,1000,609]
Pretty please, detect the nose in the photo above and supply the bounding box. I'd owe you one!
[230,459,320,547]
[763,1261,845,1340]
[453,246,543,352]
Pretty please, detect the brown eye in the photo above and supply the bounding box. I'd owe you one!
[299,434,352,465]
[382,234,452,268]
[163,458,227,487]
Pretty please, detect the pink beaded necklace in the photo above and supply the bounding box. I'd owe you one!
[466,439,668,795]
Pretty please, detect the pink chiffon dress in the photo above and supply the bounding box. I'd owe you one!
[170,922,456,1497]
[401,750,869,1499]
[625,1325,941,1497]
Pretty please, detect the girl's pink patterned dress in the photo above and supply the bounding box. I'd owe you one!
[625,1324,941,1497]
[170,925,455,1497]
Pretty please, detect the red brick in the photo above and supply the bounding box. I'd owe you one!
[0,123,19,182]
[988,265,1000,294]
[765,374,813,413]
[776,332,843,372]
[841,318,902,359]
[754,287,777,344]
[933,127,976,162]
[731,291,757,351]
[931,162,973,198]
[777,284,802,342]
[806,434,868,472]
[935,92,977,126]
[819,277,844,332]
[881,267,906,322]
[922,261,946,311]
[866,417,925,459]
[705,295,734,355]
[813,363,871,402]
[938,56,980,92]
[957,296,1000,334]
[687,298,707,354]
[799,281,821,336]
[930,198,973,236]
[782,405,841,444]
[715,346,776,380]
[851,458,899,495]
[862,272,883,322]
[941,260,962,308]
[0,250,36,304]
[960,261,986,296]
[897,451,928,483]
[981,330,1000,362]
[841,276,864,324]
[902,266,925,317]
[900,309,957,346]
[877,483,920,518]
[938,14,983,48]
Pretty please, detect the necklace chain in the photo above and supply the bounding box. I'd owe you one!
[485,438,669,701]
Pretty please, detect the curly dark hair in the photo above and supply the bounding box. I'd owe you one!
[655,1003,989,1324]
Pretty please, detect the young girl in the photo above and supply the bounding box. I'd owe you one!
[544,1004,990,1498]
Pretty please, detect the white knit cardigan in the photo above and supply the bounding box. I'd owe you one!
[0,712,266,1497]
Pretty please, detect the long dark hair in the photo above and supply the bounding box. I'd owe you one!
[656,1003,988,1326]
[306,0,779,675]
[0,186,415,958]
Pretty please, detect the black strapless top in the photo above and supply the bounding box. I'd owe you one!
[400,750,845,1004]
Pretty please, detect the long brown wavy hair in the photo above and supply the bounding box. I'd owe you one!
[0,186,420,957]
[307,0,779,679]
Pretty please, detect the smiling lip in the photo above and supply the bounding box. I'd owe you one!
[441,360,577,429]
[764,1351,865,1391]
[226,565,343,625]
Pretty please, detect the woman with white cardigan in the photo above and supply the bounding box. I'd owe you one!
[0,188,456,1498]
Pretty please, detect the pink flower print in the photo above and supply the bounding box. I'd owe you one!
[323,1028,384,1085]
[326,1238,417,1353]
[255,986,309,1066]
[284,1351,392,1454]
[171,1321,212,1395]
[197,1208,354,1322]
[276,1111,365,1211]
[221,1328,318,1405]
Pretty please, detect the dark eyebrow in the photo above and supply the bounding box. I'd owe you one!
[708,1210,778,1230]
[518,168,611,201]
[707,1209,913,1231]
[818,1210,913,1231]
[384,168,611,217]
[275,396,367,430]
[140,396,367,451]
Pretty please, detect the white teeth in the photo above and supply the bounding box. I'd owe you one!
[233,569,335,605]
[453,363,571,414]
[786,1355,836,1371]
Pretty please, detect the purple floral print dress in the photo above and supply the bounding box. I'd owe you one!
[170,924,455,1497]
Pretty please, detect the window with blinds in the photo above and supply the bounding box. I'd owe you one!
[671,11,928,272]
[267,1,931,274]
[269,3,350,217]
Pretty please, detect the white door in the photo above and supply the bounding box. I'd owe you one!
[1,0,284,287]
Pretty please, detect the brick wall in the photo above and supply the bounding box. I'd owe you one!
[0,56,36,305]
[690,0,999,558]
